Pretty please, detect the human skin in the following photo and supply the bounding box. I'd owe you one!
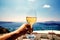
[0,24,32,40]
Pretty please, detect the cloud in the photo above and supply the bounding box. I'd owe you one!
[43,4,51,8]
[28,0,36,2]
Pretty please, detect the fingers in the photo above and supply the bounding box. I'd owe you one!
[24,24,33,34]
[20,24,31,29]
[25,24,31,28]
[16,24,33,35]
[21,24,33,34]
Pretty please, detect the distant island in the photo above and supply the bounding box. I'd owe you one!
[37,21,60,25]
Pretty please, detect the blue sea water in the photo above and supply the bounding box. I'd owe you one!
[0,22,60,32]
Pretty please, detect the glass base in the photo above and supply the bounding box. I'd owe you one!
[26,34,36,40]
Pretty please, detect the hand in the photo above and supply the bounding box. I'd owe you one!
[0,24,33,40]
[16,24,33,35]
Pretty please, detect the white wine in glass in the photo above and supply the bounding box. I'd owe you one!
[26,17,37,27]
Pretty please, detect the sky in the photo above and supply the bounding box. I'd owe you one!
[0,0,60,22]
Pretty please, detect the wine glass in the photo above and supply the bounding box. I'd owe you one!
[25,0,37,39]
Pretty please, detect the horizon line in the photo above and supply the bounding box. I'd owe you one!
[0,20,60,22]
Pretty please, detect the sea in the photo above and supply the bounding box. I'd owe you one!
[0,21,60,32]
